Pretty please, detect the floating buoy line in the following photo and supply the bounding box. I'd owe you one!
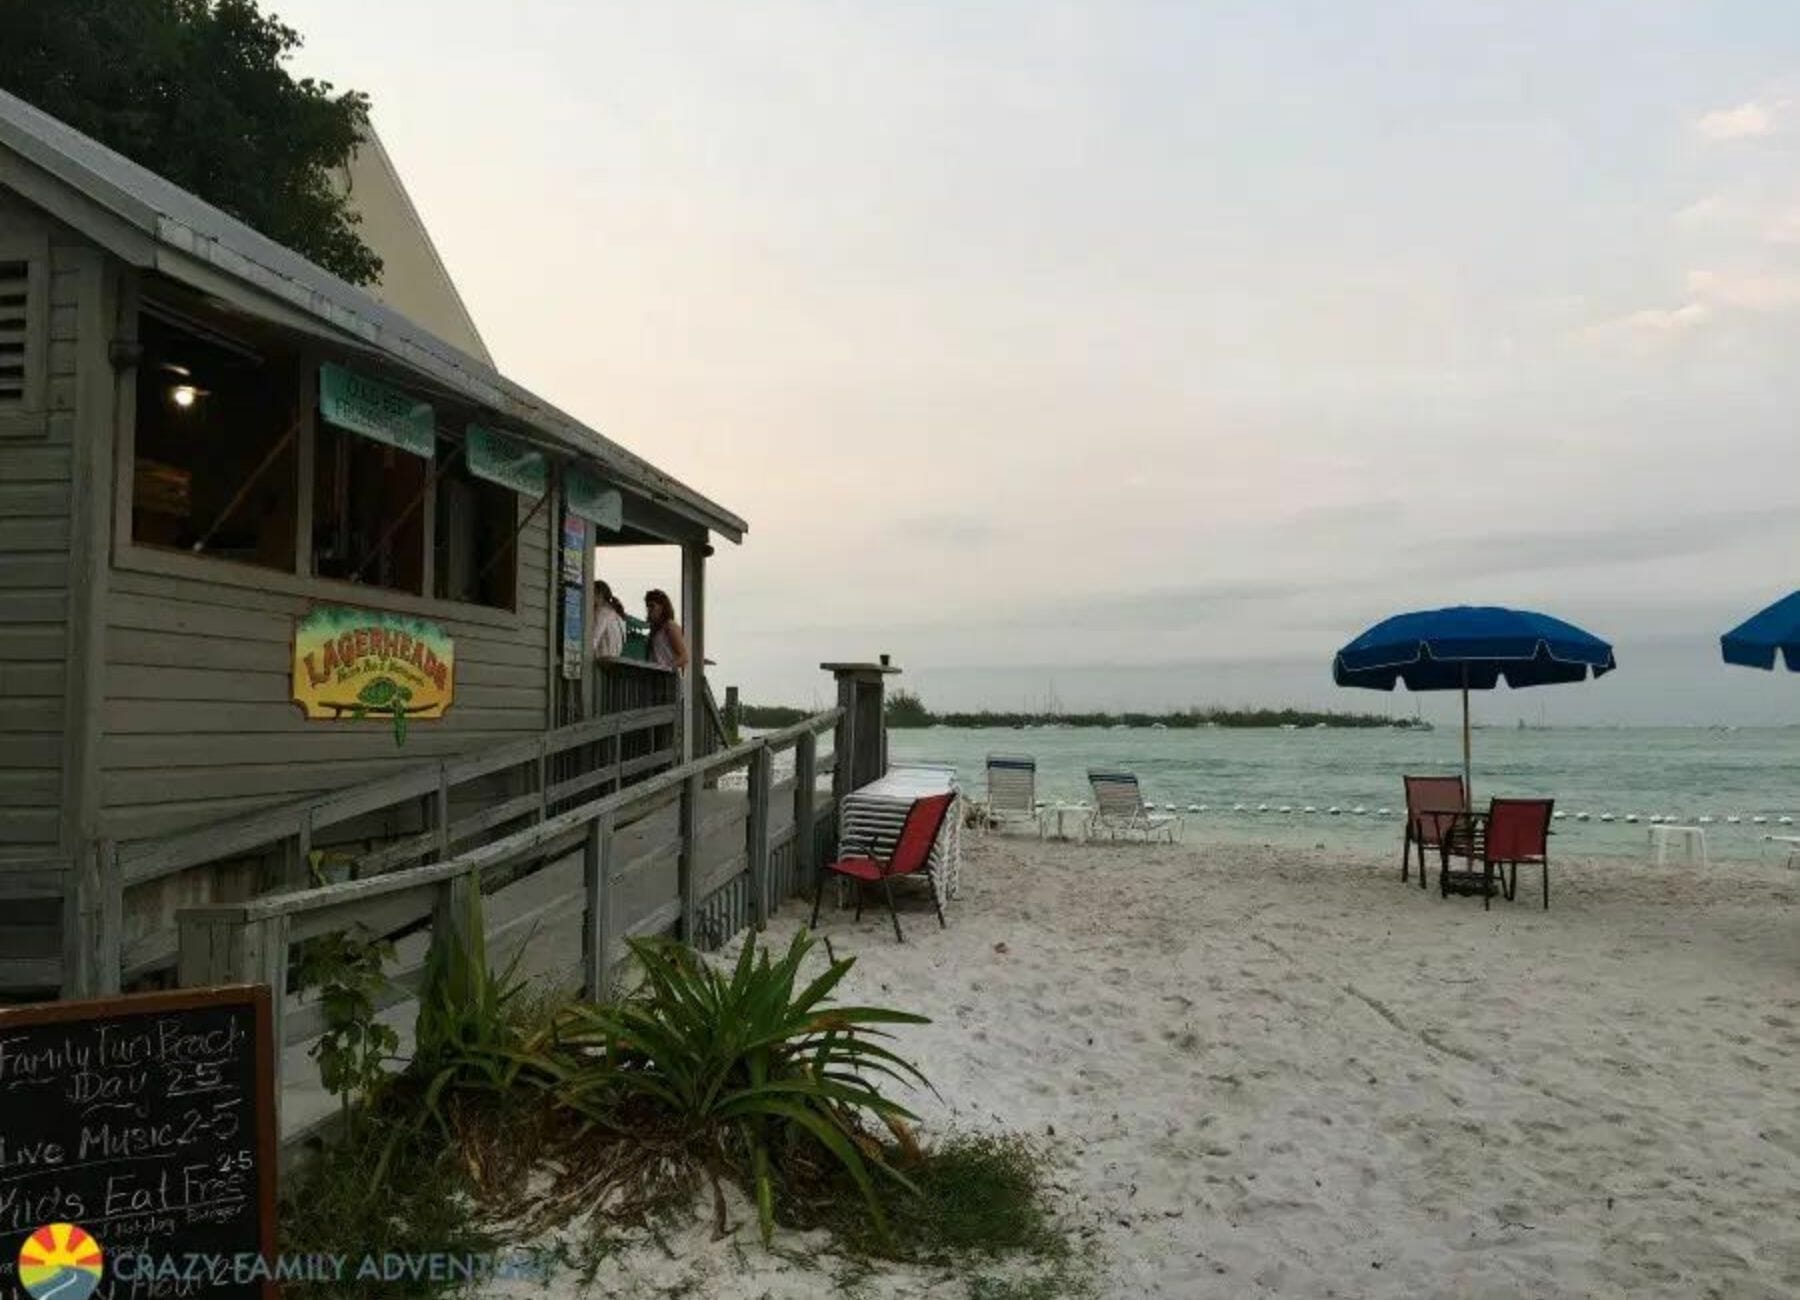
[1021,801,1797,825]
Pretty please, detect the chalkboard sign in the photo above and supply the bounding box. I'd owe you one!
[0,986,277,1299]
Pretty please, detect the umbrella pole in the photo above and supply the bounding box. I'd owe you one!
[1461,669,1472,808]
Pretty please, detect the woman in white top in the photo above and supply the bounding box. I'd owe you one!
[644,588,689,671]
[592,580,627,659]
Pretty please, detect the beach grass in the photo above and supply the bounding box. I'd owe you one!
[279,1109,494,1299]
[788,1132,1094,1296]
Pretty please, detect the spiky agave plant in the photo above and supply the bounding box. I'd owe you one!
[409,885,558,1135]
[554,930,931,1244]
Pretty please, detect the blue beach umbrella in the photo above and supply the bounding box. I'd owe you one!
[1721,591,1800,672]
[1333,605,1617,799]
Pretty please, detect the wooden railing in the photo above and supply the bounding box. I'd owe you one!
[173,709,841,1122]
[64,699,682,996]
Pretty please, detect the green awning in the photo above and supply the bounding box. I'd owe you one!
[319,362,434,457]
[567,467,622,531]
[467,425,547,496]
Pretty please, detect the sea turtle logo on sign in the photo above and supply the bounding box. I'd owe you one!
[18,1223,104,1300]
[292,606,455,746]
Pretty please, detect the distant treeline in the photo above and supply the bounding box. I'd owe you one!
[735,691,1417,731]
[912,707,1410,730]
[736,704,813,728]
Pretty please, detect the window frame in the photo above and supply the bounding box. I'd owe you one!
[111,298,529,632]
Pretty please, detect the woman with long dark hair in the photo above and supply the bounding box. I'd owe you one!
[592,579,627,659]
[643,588,689,671]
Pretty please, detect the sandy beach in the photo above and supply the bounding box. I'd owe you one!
[487,831,1800,1299]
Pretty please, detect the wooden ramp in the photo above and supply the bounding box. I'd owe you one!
[163,715,841,1149]
[278,787,794,1143]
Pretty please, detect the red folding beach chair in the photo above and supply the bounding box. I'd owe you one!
[1436,797,1555,910]
[810,792,955,943]
[1402,775,1466,888]
[1484,797,1555,911]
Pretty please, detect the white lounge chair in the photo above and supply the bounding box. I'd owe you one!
[983,753,1040,834]
[1086,769,1183,843]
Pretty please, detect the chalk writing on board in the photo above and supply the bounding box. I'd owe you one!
[0,987,274,1300]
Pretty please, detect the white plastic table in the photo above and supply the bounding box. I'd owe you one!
[1037,802,1090,840]
[1648,824,1708,867]
[838,763,964,900]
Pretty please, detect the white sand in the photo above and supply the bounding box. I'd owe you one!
[483,833,1800,1298]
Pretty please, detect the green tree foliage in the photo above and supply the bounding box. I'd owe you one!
[884,689,933,729]
[0,0,382,284]
[737,703,810,728]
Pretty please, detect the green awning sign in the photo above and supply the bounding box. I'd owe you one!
[467,425,547,496]
[319,362,435,457]
[567,468,622,531]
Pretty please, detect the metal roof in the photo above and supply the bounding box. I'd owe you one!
[0,87,745,542]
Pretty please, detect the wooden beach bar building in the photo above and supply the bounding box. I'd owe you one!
[0,89,876,1034]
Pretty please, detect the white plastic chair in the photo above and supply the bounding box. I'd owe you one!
[984,754,1039,835]
[1085,769,1182,843]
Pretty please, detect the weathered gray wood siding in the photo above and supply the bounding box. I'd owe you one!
[99,500,554,844]
[0,193,84,856]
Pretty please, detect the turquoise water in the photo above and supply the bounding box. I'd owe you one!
[884,725,1800,863]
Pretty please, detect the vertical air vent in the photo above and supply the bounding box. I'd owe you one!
[0,259,29,407]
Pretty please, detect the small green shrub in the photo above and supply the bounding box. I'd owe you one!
[552,930,932,1244]
[293,925,399,1139]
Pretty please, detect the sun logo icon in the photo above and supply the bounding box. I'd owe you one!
[17,1222,104,1300]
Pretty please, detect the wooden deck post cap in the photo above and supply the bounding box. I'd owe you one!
[819,661,902,677]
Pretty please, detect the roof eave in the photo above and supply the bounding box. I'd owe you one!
[0,95,746,544]
[150,218,747,543]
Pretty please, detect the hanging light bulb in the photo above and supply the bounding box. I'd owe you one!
[170,383,199,410]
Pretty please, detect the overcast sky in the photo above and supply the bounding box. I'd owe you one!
[280,1,1800,724]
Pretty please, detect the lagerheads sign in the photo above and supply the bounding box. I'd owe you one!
[292,606,454,746]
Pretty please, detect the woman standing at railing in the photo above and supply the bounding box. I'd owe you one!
[644,589,689,672]
[592,579,628,659]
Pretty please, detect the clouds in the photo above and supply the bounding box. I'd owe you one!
[273,2,1800,720]
[1685,268,1800,311]
[1586,301,1713,341]
[1589,84,1800,344]
[1695,100,1780,141]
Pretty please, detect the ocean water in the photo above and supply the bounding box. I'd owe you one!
[883,725,1800,863]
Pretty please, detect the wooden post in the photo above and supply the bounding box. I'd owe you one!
[582,814,616,999]
[60,252,115,889]
[678,772,702,942]
[544,468,561,730]
[252,917,290,1102]
[536,736,549,822]
[247,915,290,1136]
[435,763,452,858]
[724,685,740,735]
[680,542,705,763]
[833,675,856,810]
[431,869,476,978]
[1461,669,1473,808]
[794,730,817,895]
[65,840,121,997]
[179,911,288,1126]
[823,661,902,793]
[295,811,313,887]
[747,745,772,928]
